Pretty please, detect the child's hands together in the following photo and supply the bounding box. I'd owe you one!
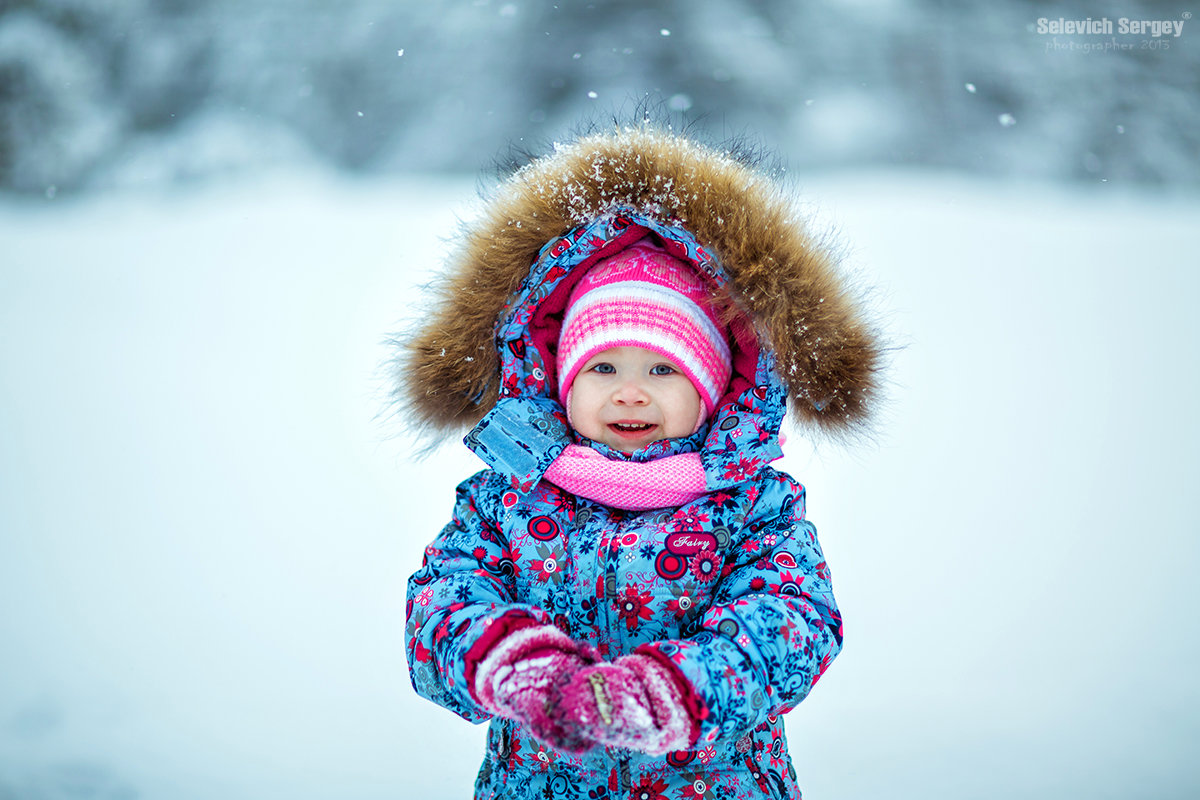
[555,654,697,755]
[474,626,697,755]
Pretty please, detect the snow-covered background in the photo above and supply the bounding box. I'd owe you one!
[3,168,1197,798]
[2,1,1199,798]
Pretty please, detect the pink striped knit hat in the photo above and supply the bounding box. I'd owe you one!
[557,238,732,419]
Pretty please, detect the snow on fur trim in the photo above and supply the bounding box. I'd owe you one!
[396,124,883,439]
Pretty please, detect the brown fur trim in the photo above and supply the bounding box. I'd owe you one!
[395,126,882,441]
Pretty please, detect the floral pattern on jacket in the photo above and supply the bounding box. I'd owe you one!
[406,209,843,800]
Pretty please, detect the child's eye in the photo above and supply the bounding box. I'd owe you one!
[590,363,615,374]
[650,364,676,376]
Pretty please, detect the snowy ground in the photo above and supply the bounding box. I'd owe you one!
[1,168,1197,799]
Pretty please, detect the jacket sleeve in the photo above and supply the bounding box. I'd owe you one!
[405,469,553,722]
[637,469,843,745]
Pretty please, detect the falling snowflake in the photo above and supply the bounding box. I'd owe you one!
[668,93,692,111]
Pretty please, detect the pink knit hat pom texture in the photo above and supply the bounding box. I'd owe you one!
[556,238,732,417]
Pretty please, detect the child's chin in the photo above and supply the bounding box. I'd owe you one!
[608,435,656,453]
[592,432,641,453]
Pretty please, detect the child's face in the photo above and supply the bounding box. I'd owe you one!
[568,346,702,453]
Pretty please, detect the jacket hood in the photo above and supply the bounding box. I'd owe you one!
[397,126,883,448]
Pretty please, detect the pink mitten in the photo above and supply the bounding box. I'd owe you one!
[473,624,597,752]
[555,654,699,755]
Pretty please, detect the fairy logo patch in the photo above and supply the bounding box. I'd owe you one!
[655,531,721,581]
[664,532,716,555]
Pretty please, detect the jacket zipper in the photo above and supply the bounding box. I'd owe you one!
[613,750,631,792]
[601,511,622,642]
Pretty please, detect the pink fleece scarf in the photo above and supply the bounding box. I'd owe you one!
[543,445,708,511]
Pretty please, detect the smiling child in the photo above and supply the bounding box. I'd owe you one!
[401,125,882,799]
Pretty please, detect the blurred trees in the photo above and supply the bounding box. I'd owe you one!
[0,0,1196,195]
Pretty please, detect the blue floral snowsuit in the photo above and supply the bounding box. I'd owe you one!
[406,209,843,800]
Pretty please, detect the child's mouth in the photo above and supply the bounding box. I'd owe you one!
[609,422,657,437]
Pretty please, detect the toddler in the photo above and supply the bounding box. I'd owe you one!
[401,126,881,799]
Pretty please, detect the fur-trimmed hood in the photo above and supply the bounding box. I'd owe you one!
[397,125,882,445]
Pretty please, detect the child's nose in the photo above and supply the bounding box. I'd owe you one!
[612,379,649,405]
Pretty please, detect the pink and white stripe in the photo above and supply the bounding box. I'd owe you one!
[556,239,732,415]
